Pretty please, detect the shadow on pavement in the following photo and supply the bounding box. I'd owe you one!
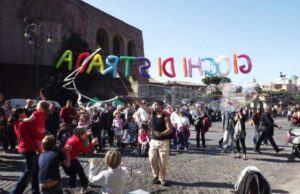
[168,180,234,189]
[0,159,24,172]
[251,157,289,163]
[272,189,289,193]
[0,189,8,194]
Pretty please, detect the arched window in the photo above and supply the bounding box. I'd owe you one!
[166,94,172,105]
[96,29,109,57]
[127,41,136,56]
[113,35,124,56]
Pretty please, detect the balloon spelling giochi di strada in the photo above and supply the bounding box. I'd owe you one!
[55,49,253,79]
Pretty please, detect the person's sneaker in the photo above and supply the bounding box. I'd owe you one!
[184,147,188,151]
[161,180,169,186]
[276,148,284,153]
[254,149,262,154]
[219,141,222,148]
[80,187,91,194]
[152,177,160,184]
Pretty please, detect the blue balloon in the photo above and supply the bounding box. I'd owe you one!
[103,55,119,78]
[202,57,218,77]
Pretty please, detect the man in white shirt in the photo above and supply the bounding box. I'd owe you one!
[134,100,151,130]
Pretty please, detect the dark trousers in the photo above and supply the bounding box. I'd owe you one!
[6,125,16,149]
[107,128,114,146]
[196,130,206,147]
[255,132,279,152]
[91,127,101,150]
[41,183,63,194]
[172,126,177,146]
[10,152,40,194]
[177,130,188,149]
[236,138,247,154]
[67,159,88,188]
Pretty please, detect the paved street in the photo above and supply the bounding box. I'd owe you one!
[1,118,300,194]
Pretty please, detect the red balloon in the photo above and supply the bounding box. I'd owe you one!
[162,57,176,78]
[75,52,90,74]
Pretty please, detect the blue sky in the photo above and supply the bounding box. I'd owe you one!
[83,0,300,85]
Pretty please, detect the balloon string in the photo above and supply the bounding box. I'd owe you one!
[62,47,119,109]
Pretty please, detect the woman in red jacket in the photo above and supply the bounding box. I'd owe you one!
[9,108,42,194]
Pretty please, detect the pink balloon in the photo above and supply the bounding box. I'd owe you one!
[162,57,176,78]
[238,54,252,74]
[188,57,203,77]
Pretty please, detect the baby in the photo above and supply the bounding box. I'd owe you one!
[113,112,124,148]
[138,128,150,155]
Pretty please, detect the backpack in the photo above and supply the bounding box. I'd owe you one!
[204,117,212,128]
[57,130,71,149]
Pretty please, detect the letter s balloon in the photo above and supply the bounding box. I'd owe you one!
[137,57,151,78]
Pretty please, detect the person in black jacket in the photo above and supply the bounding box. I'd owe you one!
[101,105,114,147]
[255,106,283,153]
[46,102,60,137]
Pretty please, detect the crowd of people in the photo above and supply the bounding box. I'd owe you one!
[0,91,297,193]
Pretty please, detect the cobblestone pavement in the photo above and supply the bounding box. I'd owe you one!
[1,118,300,194]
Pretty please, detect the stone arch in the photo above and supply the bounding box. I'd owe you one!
[127,40,136,56]
[112,35,124,56]
[165,94,172,105]
[96,28,109,57]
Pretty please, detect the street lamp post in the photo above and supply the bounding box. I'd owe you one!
[24,18,53,99]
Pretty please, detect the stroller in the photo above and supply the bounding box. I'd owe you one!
[286,127,300,161]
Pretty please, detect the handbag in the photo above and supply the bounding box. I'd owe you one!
[234,120,244,140]
[257,125,266,132]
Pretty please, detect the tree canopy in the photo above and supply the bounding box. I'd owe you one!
[202,76,231,85]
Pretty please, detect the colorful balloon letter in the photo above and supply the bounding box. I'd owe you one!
[75,52,90,74]
[102,55,119,78]
[238,54,252,74]
[202,57,218,77]
[55,50,73,71]
[86,54,105,74]
[183,57,188,77]
[233,53,238,74]
[216,56,231,77]
[158,57,162,77]
[120,56,136,78]
[188,58,203,78]
[162,57,176,78]
[137,57,151,78]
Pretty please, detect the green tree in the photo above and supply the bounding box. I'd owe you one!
[55,31,89,67]
[41,31,90,103]
[293,95,300,103]
[202,76,231,85]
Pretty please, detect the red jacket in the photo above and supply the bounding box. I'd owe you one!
[14,121,42,153]
[65,135,94,160]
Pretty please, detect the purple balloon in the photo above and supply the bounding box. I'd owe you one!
[137,57,151,78]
